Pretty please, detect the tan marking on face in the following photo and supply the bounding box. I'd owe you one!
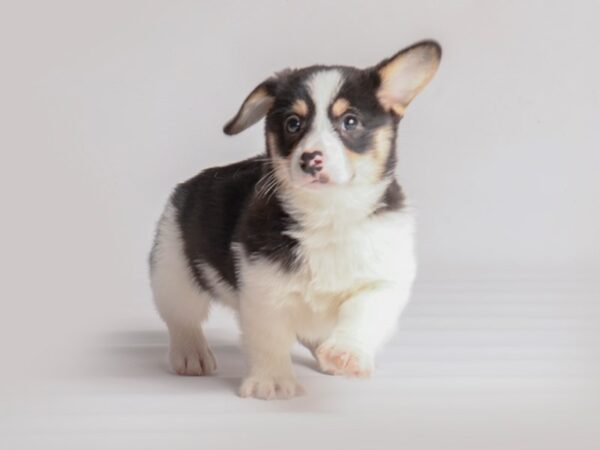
[266,131,279,157]
[267,131,294,188]
[292,99,308,117]
[331,98,350,118]
[345,124,395,183]
[370,125,395,170]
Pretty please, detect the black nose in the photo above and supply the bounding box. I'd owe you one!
[300,151,323,176]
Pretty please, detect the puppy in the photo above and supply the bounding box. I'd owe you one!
[150,41,441,399]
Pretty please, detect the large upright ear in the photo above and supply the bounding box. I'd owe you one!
[375,40,442,116]
[223,77,278,135]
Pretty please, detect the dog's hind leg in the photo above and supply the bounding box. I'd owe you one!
[150,203,217,376]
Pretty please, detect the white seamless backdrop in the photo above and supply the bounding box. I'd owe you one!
[1,0,599,384]
[0,1,599,449]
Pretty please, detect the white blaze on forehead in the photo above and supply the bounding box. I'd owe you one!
[299,69,351,184]
[306,69,343,117]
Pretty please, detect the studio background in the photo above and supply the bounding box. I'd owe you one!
[1,1,598,449]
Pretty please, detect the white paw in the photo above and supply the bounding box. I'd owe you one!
[316,340,374,378]
[169,342,217,376]
[239,375,305,400]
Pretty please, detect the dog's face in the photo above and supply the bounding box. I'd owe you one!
[224,41,441,191]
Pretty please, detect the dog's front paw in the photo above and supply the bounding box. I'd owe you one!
[239,375,305,400]
[316,341,374,378]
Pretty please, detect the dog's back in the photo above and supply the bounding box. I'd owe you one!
[164,156,264,289]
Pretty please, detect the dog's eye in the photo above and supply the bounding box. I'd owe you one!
[285,115,302,134]
[342,114,359,131]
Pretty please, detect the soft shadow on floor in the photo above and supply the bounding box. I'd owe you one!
[89,328,320,395]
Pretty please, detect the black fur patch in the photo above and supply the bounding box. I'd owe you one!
[172,157,263,290]
[383,116,402,177]
[266,67,322,158]
[235,185,301,272]
[374,178,405,214]
[170,156,300,291]
[331,68,393,155]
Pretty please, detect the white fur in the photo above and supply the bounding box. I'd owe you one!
[289,70,352,185]
[236,182,416,395]
[196,261,238,310]
[150,204,217,376]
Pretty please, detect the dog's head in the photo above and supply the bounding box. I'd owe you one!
[224,41,441,192]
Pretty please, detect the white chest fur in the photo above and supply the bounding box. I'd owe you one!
[236,180,417,316]
[286,210,416,310]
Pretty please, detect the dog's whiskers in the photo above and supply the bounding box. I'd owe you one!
[255,166,279,201]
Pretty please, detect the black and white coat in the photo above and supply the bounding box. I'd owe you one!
[150,41,441,399]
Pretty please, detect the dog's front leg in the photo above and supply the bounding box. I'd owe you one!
[238,295,304,400]
[316,282,412,378]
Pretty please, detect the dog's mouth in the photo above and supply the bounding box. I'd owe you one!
[301,171,357,190]
[310,173,330,184]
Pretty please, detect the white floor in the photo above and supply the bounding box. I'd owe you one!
[2,280,599,450]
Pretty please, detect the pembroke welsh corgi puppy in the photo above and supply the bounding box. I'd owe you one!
[150,40,441,399]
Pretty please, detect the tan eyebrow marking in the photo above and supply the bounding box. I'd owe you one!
[331,98,350,117]
[344,124,395,183]
[291,99,308,116]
